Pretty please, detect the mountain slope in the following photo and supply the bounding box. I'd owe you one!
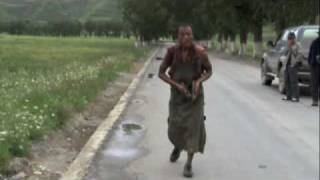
[0,0,122,22]
[80,0,122,21]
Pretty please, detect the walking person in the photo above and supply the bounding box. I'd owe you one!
[282,32,303,102]
[158,25,212,178]
[308,36,320,106]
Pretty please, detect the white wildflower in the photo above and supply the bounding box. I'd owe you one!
[0,131,8,136]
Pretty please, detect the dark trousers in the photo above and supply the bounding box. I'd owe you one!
[310,64,320,102]
[285,66,300,99]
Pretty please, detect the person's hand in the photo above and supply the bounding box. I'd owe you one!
[316,55,320,64]
[176,83,191,97]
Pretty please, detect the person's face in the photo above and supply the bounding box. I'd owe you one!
[178,27,193,48]
[288,38,296,46]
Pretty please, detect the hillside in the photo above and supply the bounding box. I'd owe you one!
[0,0,122,22]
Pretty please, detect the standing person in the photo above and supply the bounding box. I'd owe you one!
[158,25,212,178]
[282,32,303,102]
[308,36,320,106]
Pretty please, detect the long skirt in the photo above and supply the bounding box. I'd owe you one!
[168,86,206,153]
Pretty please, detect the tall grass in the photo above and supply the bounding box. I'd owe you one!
[0,35,150,170]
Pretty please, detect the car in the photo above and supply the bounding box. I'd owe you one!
[261,25,319,94]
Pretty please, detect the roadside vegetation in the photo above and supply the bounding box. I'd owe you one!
[0,35,150,171]
[211,25,277,57]
[122,0,317,57]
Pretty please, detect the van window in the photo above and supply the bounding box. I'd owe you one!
[300,28,318,50]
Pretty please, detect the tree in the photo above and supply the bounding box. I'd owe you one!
[48,20,81,36]
[7,21,26,35]
[210,0,238,53]
[234,0,252,55]
[268,0,317,36]
[161,0,215,40]
[122,0,169,42]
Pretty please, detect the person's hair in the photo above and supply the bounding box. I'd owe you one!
[288,32,296,40]
[178,24,193,34]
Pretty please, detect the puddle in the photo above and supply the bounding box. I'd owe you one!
[122,123,142,135]
[147,73,154,78]
[104,148,139,158]
[132,98,144,105]
[155,56,163,60]
[87,117,147,180]
[101,120,145,161]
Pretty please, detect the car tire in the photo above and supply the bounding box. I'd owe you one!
[261,60,273,86]
[278,67,286,94]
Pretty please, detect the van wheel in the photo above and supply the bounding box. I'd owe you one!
[261,60,273,86]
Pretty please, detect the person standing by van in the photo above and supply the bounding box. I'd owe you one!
[308,36,320,106]
[282,32,303,102]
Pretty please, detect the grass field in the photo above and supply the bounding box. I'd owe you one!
[0,35,149,170]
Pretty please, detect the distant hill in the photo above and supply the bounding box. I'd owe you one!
[0,0,122,22]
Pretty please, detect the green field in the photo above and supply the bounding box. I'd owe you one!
[0,35,149,169]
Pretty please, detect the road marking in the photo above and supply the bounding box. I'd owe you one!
[60,48,159,180]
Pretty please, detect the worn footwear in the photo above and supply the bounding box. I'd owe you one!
[170,148,181,163]
[282,97,292,101]
[183,164,193,178]
[291,98,299,102]
[312,101,319,106]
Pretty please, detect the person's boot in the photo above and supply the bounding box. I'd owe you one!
[282,97,292,101]
[170,147,181,163]
[183,163,193,178]
[291,98,299,102]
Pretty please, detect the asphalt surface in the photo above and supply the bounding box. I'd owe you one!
[85,47,319,180]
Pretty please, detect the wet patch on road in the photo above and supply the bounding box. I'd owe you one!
[132,99,144,105]
[122,123,142,135]
[147,73,155,79]
[85,115,147,180]
[131,96,148,106]
[155,56,163,60]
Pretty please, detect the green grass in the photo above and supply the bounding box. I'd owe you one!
[0,35,150,171]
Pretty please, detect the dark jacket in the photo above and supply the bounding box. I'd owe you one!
[308,37,320,65]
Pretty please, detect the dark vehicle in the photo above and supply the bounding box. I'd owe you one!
[261,25,319,93]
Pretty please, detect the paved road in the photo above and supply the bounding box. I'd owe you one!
[85,47,319,180]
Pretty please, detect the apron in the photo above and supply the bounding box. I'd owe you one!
[168,49,206,153]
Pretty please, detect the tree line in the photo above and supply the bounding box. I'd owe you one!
[0,20,129,37]
[122,0,318,56]
[0,0,318,56]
